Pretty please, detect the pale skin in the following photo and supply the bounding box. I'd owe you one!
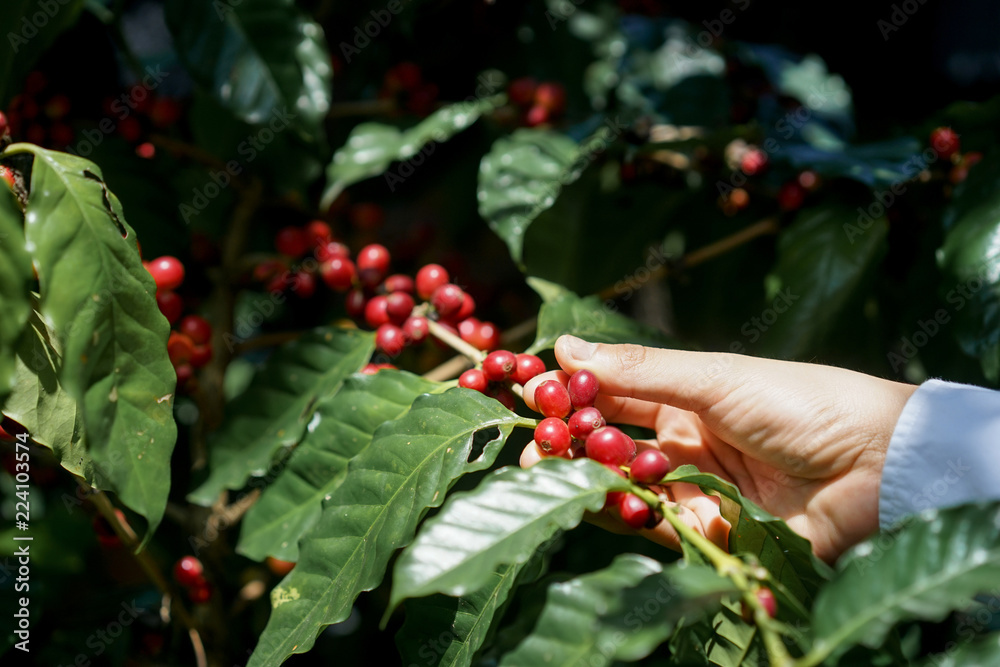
[520,335,918,564]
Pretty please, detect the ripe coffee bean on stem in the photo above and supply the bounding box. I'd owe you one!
[568,406,605,441]
[416,264,449,300]
[167,332,195,365]
[403,316,429,344]
[274,226,309,257]
[742,587,778,621]
[487,385,516,410]
[431,283,465,318]
[189,343,213,368]
[173,556,205,587]
[179,315,212,345]
[365,295,391,328]
[603,465,627,510]
[316,240,350,262]
[568,369,599,409]
[534,417,572,456]
[482,350,517,382]
[585,426,636,466]
[320,256,356,291]
[629,449,671,484]
[458,368,489,393]
[156,291,183,324]
[512,354,546,385]
[188,582,212,604]
[146,256,184,292]
[452,293,476,322]
[345,289,367,320]
[460,319,500,351]
[305,220,332,246]
[930,126,960,160]
[385,291,415,325]
[356,244,391,287]
[534,380,571,419]
[376,324,406,356]
[617,493,650,529]
[383,274,415,294]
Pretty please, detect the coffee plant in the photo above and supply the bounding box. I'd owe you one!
[2,1,1000,665]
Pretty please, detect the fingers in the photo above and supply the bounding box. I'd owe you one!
[553,335,755,414]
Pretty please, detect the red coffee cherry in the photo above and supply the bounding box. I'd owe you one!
[742,587,778,621]
[534,380,571,419]
[146,256,185,292]
[603,464,627,510]
[173,556,205,587]
[617,493,650,529]
[364,295,391,328]
[740,147,768,175]
[305,220,332,246]
[487,385,516,410]
[356,244,391,287]
[290,270,316,298]
[452,292,476,322]
[416,264,450,300]
[167,332,195,365]
[188,582,213,604]
[585,426,636,466]
[525,104,549,127]
[385,291,415,325]
[458,368,489,393]
[534,82,566,113]
[345,289,367,320]
[175,363,194,386]
[375,323,406,356]
[320,256,356,291]
[534,417,572,456]
[156,290,183,325]
[629,449,671,484]
[482,350,517,382]
[402,316,429,344]
[189,343,213,369]
[316,240,350,262]
[512,354,546,385]
[568,406,605,441]
[778,181,806,212]
[930,126,960,160]
[567,369,599,409]
[179,315,212,345]
[274,226,309,257]
[383,274,415,294]
[431,283,465,318]
[266,557,296,577]
[507,77,537,107]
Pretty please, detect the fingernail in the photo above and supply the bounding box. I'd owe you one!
[560,335,596,361]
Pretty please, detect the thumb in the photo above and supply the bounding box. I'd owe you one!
[554,335,748,414]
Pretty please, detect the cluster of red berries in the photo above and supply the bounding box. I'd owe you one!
[2,71,74,149]
[380,62,439,117]
[458,350,547,410]
[930,126,982,185]
[532,369,673,530]
[144,255,214,385]
[505,78,567,127]
[173,556,212,604]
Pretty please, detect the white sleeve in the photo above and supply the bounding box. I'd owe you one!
[879,378,1000,530]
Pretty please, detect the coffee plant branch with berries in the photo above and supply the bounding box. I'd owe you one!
[2,2,1000,666]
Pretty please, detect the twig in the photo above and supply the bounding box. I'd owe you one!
[422,354,473,382]
[425,318,486,364]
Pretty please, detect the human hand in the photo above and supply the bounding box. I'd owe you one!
[520,335,918,563]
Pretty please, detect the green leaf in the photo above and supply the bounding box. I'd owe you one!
[0,188,32,403]
[390,457,630,610]
[0,0,85,107]
[528,290,682,354]
[669,601,764,667]
[917,632,1000,667]
[189,327,374,506]
[4,310,91,480]
[500,554,738,667]
[321,95,500,209]
[247,389,534,666]
[14,144,176,539]
[478,129,581,266]
[238,370,443,562]
[758,203,888,360]
[396,557,545,667]
[664,465,832,608]
[165,0,331,141]
[809,503,1000,663]
[938,152,1000,381]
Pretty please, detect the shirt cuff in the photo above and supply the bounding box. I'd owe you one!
[879,378,1000,530]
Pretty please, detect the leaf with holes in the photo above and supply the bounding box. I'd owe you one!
[10,144,176,540]
[246,389,534,666]
[238,369,444,562]
[189,327,374,506]
[165,0,331,141]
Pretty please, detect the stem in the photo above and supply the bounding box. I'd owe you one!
[425,318,486,364]
[633,485,795,667]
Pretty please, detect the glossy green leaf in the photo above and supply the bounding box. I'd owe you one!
[390,457,629,610]
[189,327,374,506]
[165,0,331,141]
[247,389,534,666]
[4,309,91,480]
[668,601,764,667]
[917,633,1000,667]
[396,557,546,667]
[478,129,581,266]
[238,370,443,562]
[0,0,85,107]
[500,554,738,667]
[0,188,32,403]
[664,465,832,607]
[938,152,1000,381]
[13,144,176,539]
[528,290,682,354]
[758,204,888,360]
[809,503,1000,664]
[321,95,501,208]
